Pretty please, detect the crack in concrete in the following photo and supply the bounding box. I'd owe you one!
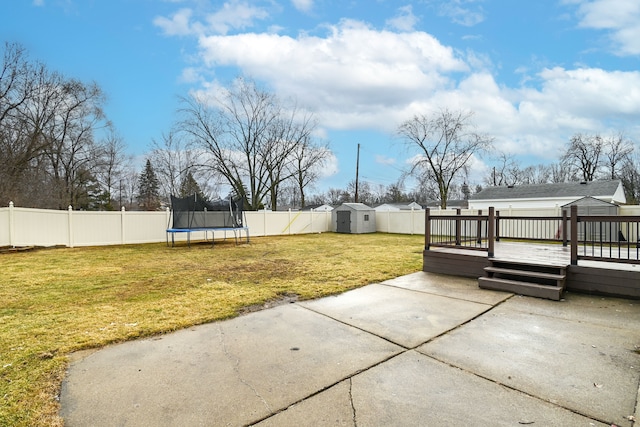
[217,325,272,413]
[349,377,358,427]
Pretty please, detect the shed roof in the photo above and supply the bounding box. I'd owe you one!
[338,203,374,211]
[471,180,622,201]
[561,196,617,208]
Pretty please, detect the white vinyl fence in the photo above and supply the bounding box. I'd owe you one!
[1,203,639,248]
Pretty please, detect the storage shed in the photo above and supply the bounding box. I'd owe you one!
[562,196,619,216]
[562,196,621,242]
[332,203,376,234]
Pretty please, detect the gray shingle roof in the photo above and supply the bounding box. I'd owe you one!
[471,180,622,201]
[339,203,374,211]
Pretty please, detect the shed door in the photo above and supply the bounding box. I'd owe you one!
[336,211,351,233]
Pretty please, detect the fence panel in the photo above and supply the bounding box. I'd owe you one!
[245,210,332,237]
[0,207,10,246]
[123,211,170,244]
[12,207,70,247]
[376,209,425,234]
[72,211,123,246]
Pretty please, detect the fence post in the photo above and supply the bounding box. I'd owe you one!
[410,207,415,235]
[562,208,568,247]
[424,208,430,250]
[477,209,482,244]
[68,205,74,248]
[570,205,578,265]
[455,208,461,246]
[488,207,495,258]
[121,207,126,245]
[9,201,15,247]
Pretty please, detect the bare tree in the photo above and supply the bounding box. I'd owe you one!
[398,108,493,208]
[562,133,603,182]
[180,77,325,210]
[263,107,317,210]
[485,153,521,187]
[602,133,634,180]
[288,136,330,208]
[520,164,551,184]
[0,43,111,209]
[620,152,640,204]
[150,129,206,203]
[93,129,130,210]
[324,187,351,205]
[0,43,49,205]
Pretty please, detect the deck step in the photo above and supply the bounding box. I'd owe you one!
[484,266,566,282]
[478,277,563,301]
[478,258,568,301]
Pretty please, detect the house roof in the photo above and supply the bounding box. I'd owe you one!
[374,202,422,210]
[424,200,469,208]
[300,204,333,211]
[471,180,622,201]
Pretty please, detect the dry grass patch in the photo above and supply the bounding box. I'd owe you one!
[0,232,424,426]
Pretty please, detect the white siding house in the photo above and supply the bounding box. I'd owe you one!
[374,202,422,211]
[469,180,626,210]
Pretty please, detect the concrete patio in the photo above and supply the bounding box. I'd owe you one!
[60,272,640,426]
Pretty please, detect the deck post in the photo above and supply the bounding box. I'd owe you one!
[424,208,430,250]
[455,208,461,246]
[488,207,495,258]
[562,208,568,247]
[570,205,578,265]
[495,210,500,241]
[477,210,483,244]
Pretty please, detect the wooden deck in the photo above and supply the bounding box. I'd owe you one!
[423,241,639,299]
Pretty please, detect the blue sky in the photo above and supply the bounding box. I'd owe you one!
[2,0,639,194]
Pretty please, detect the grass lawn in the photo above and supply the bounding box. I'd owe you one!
[0,232,424,426]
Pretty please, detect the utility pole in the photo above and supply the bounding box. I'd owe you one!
[354,143,360,203]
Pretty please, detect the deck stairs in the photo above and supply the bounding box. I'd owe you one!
[478,258,568,301]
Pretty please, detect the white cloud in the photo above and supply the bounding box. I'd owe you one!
[197,19,467,131]
[438,0,485,27]
[164,8,640,167]
[572,0,640,55]
[386,5,419,32]
[205,0,269,35]
[376,155,396,166]
[317,151,339,178]
[154,1,269,36]
[154,8,195,36]
[291,0,314,13]
[33,0,44,6]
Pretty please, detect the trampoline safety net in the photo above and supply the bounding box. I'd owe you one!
[169,194,245,230]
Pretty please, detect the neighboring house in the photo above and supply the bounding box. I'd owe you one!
[469,180,626,210]
[423,200,469,209]
[374,202,423,211]
[300,204,334,212]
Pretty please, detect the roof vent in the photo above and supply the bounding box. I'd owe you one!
[507,185,514,189]
[580,181,587,185]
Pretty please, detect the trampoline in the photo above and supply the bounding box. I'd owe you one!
[166,194,249,247]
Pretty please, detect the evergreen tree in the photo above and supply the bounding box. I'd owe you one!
[137,159,161,210]
[179,171,205,200]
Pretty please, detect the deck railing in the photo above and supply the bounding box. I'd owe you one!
[425,205,639,265]
[570,209,639,264]
[495,211,568,245]
[425,208,495,257]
